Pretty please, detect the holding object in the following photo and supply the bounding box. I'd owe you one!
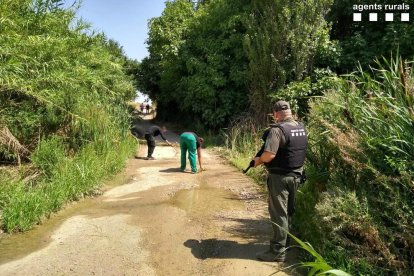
[242,128,270,173]
[242,160,255,174]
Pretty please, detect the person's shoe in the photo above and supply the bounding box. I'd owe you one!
[256,250,285,262]
[191,171,197,174]
[145,156,155,160]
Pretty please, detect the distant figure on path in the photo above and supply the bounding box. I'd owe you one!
[140,103,144,113]
[179,132,204,173]
[144,125,171,160]
[145,104,150,114]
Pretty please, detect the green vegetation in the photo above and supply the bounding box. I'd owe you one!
[296,57,414,275]
[222,116,267,183]
[328,0,414,72]
[245,0,332,121]
[224,57,414,274]
[141,1,413,274]
[0,0,137,232]
[139,0,332,128]
[2,0,413,274]
[273,221,351,276]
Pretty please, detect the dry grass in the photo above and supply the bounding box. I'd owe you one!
[0,126,30,163]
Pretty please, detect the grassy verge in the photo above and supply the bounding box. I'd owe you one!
[299,58,413,275]
[0,136,136,233]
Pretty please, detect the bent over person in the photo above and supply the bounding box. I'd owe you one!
[179,132,204,173]
[254,100,308,262]
[144,125,171,160]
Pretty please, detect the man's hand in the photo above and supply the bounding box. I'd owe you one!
[254,151,276,167]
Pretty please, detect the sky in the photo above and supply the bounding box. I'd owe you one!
[74,0,166,61]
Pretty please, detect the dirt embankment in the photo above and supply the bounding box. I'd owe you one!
[0,124,297,275]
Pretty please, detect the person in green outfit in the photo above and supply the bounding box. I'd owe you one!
[179,132,204,173]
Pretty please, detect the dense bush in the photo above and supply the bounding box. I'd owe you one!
[0,0,137,232]
[140,0,332,128]
[295,57,414,274]
[328,0,414,72]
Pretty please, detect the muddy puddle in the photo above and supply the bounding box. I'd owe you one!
[0,124,289,276]
[0,198,96,265]
[0,170,132,265]
[0,163,245,267]
[171,186,244,217]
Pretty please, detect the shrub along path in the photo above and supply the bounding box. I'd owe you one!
[0,121,297,275]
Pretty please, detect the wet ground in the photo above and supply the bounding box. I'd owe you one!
[0,122,297,275]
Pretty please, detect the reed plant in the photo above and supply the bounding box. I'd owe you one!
[297,56,414,274]
[223,115,267,184]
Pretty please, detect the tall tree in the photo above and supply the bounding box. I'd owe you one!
[245,0,333,123]
[174,0,251,127]
[143,0,195,105]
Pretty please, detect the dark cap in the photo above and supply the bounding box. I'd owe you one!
[273,100,290,112]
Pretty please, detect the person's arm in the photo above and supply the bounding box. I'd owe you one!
[158,128,170,144]
[159,131,167,141]
[254,128,280,167]
[197,147,203,170]
[254,151,276,167]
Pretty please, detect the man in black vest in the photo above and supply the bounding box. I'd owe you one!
[254,100,308,262]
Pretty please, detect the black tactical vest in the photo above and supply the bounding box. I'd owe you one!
[267,122,307,170]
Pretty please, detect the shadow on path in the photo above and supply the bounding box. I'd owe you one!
[159,168,183,173]
[184,238,267,261]
[184,238,303,275]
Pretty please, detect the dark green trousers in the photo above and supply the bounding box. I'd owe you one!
[267,173,301,254]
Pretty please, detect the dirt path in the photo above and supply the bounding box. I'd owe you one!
[0,123,296,275]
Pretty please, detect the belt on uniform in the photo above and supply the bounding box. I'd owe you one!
[268,168,301,177]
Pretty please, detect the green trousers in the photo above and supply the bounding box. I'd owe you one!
[267,173,300,255]
[180,133,197,173]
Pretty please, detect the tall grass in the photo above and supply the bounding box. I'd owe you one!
[271,221,351,276]
[223,115,267,184]
[0,107,136,232]
[296,57,414,275]
[0,1,138,232]
[1,137,135,232]
[224,57,413,274]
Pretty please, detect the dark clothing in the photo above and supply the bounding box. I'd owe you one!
[145,126,167,141]
[267,173,301,255]
[144,126,166,158]
[265,122,307,171]
[263,117,308,256]
[145,135,156,157]
[264,118,306,174]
